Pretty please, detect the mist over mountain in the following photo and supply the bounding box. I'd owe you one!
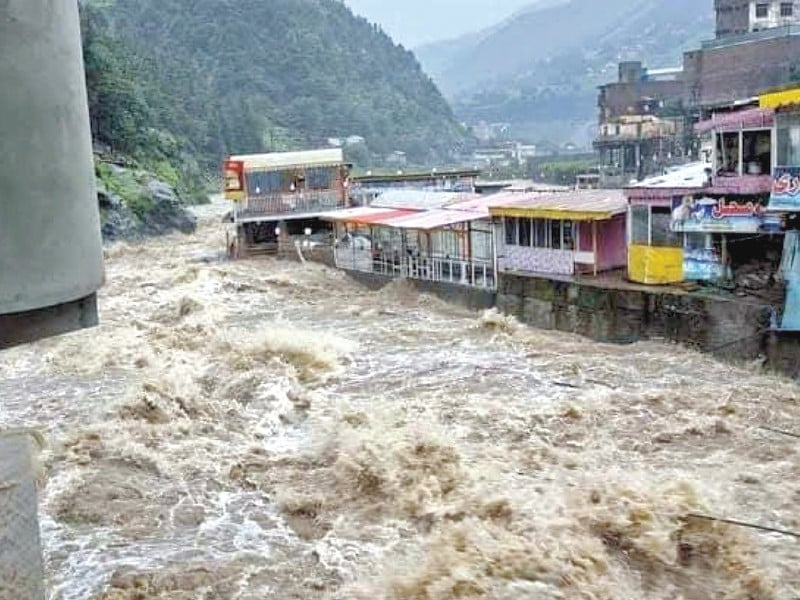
[416,0,714,147]
[344,0,543,47]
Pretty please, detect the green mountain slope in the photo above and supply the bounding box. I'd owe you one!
[417,0,713,147]
[83,0,466,168]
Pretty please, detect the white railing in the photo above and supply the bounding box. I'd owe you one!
[334,245,495,290]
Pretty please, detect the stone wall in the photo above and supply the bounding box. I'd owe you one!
[496,273,775,362]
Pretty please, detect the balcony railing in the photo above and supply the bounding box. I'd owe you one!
[234,190,344,221]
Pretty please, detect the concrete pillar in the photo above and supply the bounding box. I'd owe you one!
[0,432,45,600]
[0,1,103,348]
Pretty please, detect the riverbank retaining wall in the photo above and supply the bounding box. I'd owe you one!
[495,273,773,360]
[286,252,800,377]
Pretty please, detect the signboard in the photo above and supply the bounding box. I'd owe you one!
[223,159,245,202]
[769,167,800,211]
[684,247,725,281]
[670,196,765,233]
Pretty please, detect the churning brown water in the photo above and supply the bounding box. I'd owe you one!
[1,201,799,599]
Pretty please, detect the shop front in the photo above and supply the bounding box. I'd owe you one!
[670,195,776,284]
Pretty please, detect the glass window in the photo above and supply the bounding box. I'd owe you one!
[534,219,548,248]
[550,220,562,250]
[630,205,650,245]
[742,129,772,175]
[519,218,531,247]
[777,112,800,167]
[756,3,769,18]
[781,2,794,17]
[651,207,681,248]
[717,131,740,174]
[563,221,574,250]
[504,218,517,246]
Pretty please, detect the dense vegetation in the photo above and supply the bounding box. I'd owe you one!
[81,0,466,171]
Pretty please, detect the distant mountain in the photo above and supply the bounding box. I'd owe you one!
[83,0,467,168]
[416,0,714,147]
[344,0,552,47]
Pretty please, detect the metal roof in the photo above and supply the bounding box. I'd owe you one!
[445,194,540,217]
[319,207,416,225]
[489,190,628,221]
[230,149,344,171]
[385,209,486,230]
[628,163,709,190]
[351,168,480,184]
[371,190,478,210]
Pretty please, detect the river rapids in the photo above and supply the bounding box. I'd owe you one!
[1,201,799,599]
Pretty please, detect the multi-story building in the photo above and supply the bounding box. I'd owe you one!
[595,62,689,187]
[596,0,800,186]
[690,0,800,110]
[716,0,800,36]
[223,149,350,255]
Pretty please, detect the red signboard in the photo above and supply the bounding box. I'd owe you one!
[223,159,245,200]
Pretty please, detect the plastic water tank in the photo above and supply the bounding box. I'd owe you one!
[0,0,104,349]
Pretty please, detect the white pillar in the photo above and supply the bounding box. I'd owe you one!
[0,1,104,346]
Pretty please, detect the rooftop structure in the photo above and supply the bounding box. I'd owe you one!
[349,168,479,207]
[595,62,689,187]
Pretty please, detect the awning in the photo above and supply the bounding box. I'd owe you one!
[760,87,800,110]
[489,190,628,221]
[385,209,486,230]
[694,107,774,134]
[318,207,416,225]
[371,190,477,210]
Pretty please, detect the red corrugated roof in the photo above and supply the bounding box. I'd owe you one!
[352,209,418,225]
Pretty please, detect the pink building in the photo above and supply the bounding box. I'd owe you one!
[489,190,628,277]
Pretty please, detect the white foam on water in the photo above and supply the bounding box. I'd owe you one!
[0,213,796,599]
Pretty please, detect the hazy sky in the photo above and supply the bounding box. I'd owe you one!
[344,0,536,47]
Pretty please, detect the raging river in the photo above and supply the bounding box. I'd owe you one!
[1,202,799,599]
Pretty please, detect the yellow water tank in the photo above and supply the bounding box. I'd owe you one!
[628,245,684,285]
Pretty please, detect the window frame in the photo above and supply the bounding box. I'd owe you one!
[781,2,794,17]
[755,2,770,18]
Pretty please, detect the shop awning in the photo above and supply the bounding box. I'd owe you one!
[760,87,800,110]
[318,207,416,225]
[694,107,774,134]
[371,190,477,210]
[489,190,628,221]
[385,209,486,230]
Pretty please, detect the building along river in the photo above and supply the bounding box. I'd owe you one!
[1,203,798,599]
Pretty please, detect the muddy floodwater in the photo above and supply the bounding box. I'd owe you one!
[1,202,799,599]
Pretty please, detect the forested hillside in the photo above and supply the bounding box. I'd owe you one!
[81,0,466,169]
